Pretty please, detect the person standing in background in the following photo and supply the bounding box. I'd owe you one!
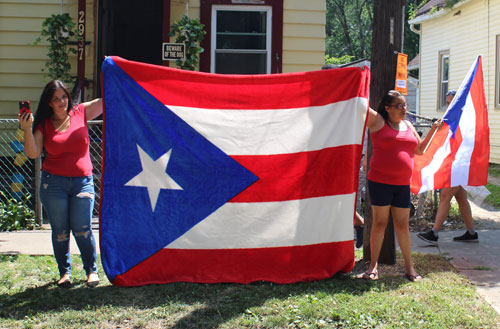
[417,90,478,245]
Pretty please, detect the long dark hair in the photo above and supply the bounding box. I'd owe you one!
[33,80,73,132]
[376,90,402,122]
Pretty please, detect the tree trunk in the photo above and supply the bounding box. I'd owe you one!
[364,0,406,265]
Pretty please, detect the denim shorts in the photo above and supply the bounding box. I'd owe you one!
[367,179,411,208]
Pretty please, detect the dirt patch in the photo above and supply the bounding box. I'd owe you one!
[488,174,500,186]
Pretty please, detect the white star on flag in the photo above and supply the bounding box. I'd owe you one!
[125,144,183,211]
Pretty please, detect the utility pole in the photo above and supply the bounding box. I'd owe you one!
[364,0,406,265]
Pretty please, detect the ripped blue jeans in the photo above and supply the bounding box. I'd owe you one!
[40,171,97,277]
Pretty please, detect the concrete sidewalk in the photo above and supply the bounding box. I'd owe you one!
[0,229,100,255]
[410,229,500,315]
[1,228,499,315]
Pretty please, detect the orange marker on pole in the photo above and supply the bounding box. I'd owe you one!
[395,52,408,95]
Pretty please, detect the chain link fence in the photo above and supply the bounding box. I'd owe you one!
[0,119,36,206]
[0,119,103,225]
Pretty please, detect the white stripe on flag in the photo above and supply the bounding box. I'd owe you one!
[166,193,355,249]
[167,97,367,155]
[450,95,476,186]
[418,130,453,194]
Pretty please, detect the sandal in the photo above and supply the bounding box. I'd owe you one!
[361,271,379,280]
[405,273,423,282]
[57,274,71,287]
[87,272,100,287]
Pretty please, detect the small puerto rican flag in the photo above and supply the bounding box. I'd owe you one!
[411,55,489,194]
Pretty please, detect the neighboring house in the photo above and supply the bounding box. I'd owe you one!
[408,0,500,164]
[0,0,326,118]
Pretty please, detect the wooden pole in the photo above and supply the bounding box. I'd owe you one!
[364,0,406,265]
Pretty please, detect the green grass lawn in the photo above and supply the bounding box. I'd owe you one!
[1,252,498,328]
[2,164,500,328]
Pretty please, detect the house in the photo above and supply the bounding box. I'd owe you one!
[0,0,326,118]
[408,0,500,164]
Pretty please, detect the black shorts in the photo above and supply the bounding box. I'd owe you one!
[368,179,411,208]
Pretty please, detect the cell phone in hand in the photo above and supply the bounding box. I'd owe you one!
[19,101,31,115]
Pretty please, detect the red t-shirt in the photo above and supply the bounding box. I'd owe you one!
[368,121,418,185]
[38,104,93,177]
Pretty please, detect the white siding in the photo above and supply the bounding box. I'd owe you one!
[417,0,500,163]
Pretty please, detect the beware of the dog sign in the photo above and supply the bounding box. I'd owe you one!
[162,43,185,61]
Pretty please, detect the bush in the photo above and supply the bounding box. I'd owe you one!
[169,15,206,71]
[0,192,37,232]
[32,13,78,85]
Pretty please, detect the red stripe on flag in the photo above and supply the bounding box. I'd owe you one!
[433,128,463,188]
[410,126,450,193]
[111,241,355,286]
[468,60,489,186]
[111,56,370,109]
[230,145,361,202]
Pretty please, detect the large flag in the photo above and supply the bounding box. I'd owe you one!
[100,56,370,286]
[411,55,489,194]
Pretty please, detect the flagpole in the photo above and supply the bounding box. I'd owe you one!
[405,112,442,154]
[405,111,436,122]
[422,125,439,154]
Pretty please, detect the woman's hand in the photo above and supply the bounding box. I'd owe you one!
[414,118,443,155]
[18,112,33,131]
[432,118,443,130]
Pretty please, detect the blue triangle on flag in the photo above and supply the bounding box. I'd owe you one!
[443,56,480,137]
[101,58,258,281]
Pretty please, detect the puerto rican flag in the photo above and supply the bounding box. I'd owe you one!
[411,55,489,194]
[100,56,370,286]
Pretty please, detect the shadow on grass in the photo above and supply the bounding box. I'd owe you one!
[0,253,458,328]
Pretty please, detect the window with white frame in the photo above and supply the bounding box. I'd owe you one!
[438,51,450,110]
[211,6,271,74]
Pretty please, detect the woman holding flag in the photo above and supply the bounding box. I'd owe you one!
[19,80,103,287]
[362,90,442,281]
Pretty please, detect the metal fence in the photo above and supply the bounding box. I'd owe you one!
[0,119,36,206]
[0,119,103,224]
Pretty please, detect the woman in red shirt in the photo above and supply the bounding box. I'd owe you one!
[362,90,441,281]
[20,80,103,287]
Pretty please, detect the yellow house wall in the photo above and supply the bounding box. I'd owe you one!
[418,0,500,163]
[283,0,325,73]
[0,0,95,118]
[170,0,326,73]
[0,0,325,117]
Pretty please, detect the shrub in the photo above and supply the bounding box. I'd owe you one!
[0,192,37,232]
[169,15,206,71]
[33,13,78,85]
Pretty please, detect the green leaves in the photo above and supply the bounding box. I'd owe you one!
[169,15,206,71]
[325,54,354,65]
[33,13,77,85]
[0,192,36,232]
